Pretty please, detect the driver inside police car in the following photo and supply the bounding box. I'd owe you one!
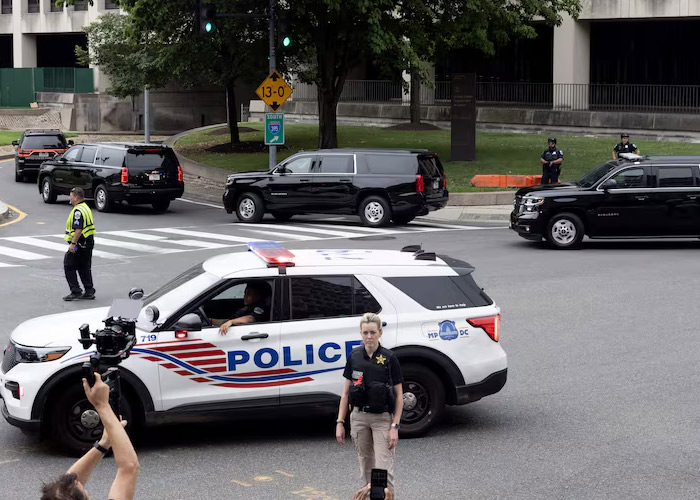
[217,281,270,334]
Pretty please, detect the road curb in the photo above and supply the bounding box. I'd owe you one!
[168,124,515,207]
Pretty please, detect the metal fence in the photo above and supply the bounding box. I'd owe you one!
[291,80,700,114]
[37,67,94,94]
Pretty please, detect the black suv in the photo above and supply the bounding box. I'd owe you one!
[37,142,184,212]
[222,148,448,226]
[13,129,73,182]
[510,154,700,248]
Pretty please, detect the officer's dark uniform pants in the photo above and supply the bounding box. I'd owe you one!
[350,408,396,489]
[64,245,94,294]
[542,165,559,185]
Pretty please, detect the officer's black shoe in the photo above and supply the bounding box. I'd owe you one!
[63,293,82,301]
[79,292,95,300]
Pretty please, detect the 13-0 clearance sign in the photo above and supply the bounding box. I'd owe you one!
[256,70,293,112]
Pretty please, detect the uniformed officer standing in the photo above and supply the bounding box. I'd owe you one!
[336,313,404,490]
[612,133,640,159]
[63,187,96,301]
[540,137,564,185]
[218,281,270,334]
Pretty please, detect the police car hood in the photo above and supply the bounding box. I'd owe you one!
[516,182,579,197]
[11,307,111,348]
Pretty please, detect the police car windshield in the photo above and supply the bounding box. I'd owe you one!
[576,161,617,188]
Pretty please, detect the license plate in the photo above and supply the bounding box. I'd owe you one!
[433,179,440,190]
[148,173,161,181]
[38,153,49,157]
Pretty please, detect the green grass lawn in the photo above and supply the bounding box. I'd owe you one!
[175,123,700,192]
[0,131,21,146]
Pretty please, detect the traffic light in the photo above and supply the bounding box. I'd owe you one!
[199,3,216,35]
[277,10,291,48]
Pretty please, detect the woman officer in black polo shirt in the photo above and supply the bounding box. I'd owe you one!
[335,313,403,491]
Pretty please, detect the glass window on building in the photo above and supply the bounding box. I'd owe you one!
[51,1,63,12]
[1,0,11,15]
[74,0,88,11]
[105,0,120,9]
[28,0,39,13]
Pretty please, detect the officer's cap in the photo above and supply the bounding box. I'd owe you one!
[621,133,629,138]
[547,137,557,144]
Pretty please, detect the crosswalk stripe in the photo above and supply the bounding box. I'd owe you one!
[148,228,259,243]
[240,223,359,238]
[305,223,403,235]
[96,237,183,254]
[0,262,22,268]
[101,230,168,241]
[239,228,320,241]
[4,236,125,260]
[164,239,234,249]
[0,245,50,260]
[411,221,484,230]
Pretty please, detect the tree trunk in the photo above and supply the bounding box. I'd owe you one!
[226,79,240,145]
[318,89,339,149]
[410,69,421,125]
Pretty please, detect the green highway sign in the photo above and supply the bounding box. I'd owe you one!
[265,113,285,145]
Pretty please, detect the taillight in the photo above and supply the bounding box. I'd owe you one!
[177,165,183,182]
[416,174,424,192]
[18,150,31,157]
[467,314,500,342]
[121,167,129,184]
[443,172,447,188]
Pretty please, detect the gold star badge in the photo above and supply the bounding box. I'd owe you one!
[376,354,387,365]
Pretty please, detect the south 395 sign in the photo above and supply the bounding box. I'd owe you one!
[265,113,285,146]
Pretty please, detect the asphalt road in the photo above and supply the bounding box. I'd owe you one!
[1,158,699,500]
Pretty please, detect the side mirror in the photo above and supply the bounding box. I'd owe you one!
[11,140,18,147]
[68,140,74,146]
[276,165,287,174]
[173,313,202,332]
[601,179,617,190]
[59,155,67,162]
[144,306,159,323]
[129,287,144,300]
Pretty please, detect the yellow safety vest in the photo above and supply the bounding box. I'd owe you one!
[64,202,96,242]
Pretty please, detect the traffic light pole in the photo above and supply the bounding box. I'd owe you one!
[268,0,277,169]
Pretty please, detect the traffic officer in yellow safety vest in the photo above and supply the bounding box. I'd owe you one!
[63,187,96,301]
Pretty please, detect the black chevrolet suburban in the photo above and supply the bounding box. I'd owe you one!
[13,129,73,182]
[511,154,700,248]
[38,142,184,212]
[222,148,448,226]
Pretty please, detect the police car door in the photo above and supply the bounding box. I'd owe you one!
[278,269,397,404]
[157,275,283,411]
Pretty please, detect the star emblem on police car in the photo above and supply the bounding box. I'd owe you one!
[376,354,387,365]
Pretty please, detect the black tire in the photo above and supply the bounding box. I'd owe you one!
[152,199,171,212]
[393,214,415,225]
[236,192,265,223]
[271,211,294,222]
[399,364,445,438]
[41,176,57,204]
[94,184,112,213]
[546,212,584,249]
[15,166,23,182]
[358,195,392,227]
[50,381,135,456]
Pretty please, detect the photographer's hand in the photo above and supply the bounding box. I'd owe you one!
[351,485,394,500]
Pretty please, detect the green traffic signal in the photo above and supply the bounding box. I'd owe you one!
[282,36,291,47]
[205,21,215,33]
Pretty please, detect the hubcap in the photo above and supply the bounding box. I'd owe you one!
[401,380,431,425]
[43,180,50,199]
[364,201,385,223]
[68,399,103,442]
[80,409,101,429]
[551,219,576,245]
[239,198,256,219]
[96,189,106,209]
[403,392,418,411]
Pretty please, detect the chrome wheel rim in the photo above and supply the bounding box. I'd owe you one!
[42,180,50,199]
[552,219,576,245]
[239,198,256,219]
[364,201,385,223]
[95,189,106,209]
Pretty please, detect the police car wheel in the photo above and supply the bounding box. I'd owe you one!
[236,192,265,223]
[50,381,135,455]
[271,211,294,222]
[399,364,445,438]
[41,177,57,203]
[94,184,113,213]
[359,195,392,227]
[546,212,584,249]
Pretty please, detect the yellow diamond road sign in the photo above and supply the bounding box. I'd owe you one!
[256,70,293,112]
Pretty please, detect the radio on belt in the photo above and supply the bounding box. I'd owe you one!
[248,241,295,269]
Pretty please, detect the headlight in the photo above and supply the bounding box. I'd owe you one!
[522,196,545,212]
[15,344,71,363]
[226,175,235,186]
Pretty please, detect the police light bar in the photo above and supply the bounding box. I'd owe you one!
[248,241,295,267]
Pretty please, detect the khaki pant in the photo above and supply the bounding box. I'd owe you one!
[350,408,396,488]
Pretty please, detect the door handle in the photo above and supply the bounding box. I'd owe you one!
[339,179,351,182]
[241,333,269,340]
[687,195,698,200]
[635,195,649,201]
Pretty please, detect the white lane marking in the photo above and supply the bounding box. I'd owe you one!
[238,228,320,241]
[96,237,183,254]
[164,239,232,249]
[4,236,125,260]
[148,228,260,243]
[176,198,223,209]
[238,223,360,238]
[411,221,487,230]
[0,262,22,268]
[0,245,50,260]
[305,223,404,234]
[101,230,168,241]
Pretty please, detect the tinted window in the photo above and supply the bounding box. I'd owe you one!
[144,264,205,304]
[610,167,646,188]
[658,167,695,187]
[79,146,97,163]
[354,278,381,314]
[62,147,82,162]
[100,149,126,167]
[418,157,443,178]
[21,135,66,149]
[282,156,313,174]
[291,276,353,320]
[126,149,178,170]
[385,275,492,310]
[318,155,353,174]
[366,154,418,175]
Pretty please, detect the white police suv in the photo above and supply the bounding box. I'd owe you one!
[1,243,507,453]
